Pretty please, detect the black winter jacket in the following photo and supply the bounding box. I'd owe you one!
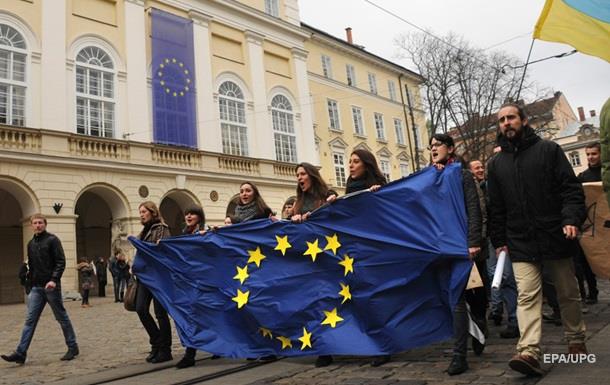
[461,168,483,250]
[487,125,586,262]
[577,165,601,183]
[27,231,66,286]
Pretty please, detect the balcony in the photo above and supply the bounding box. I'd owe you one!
[0,124,296,182]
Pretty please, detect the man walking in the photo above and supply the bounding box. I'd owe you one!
[487,103,587,376]
[2,214,79,364]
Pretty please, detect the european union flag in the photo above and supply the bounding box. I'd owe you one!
[130,164,471,357]
[151,8,197,148]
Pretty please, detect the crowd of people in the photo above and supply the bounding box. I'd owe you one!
[1,103,603,379]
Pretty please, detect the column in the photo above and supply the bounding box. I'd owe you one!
[124,0,151,142]
[189,10,218,152]
[245,30,272,159]
[292,47,318,164]
[41,0,67,132]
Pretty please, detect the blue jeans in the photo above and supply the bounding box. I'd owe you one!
[487,241,518,328]
[16,286,78,356]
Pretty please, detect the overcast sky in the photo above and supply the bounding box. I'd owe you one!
[300,0,610,118]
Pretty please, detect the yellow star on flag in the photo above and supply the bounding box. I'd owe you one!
[274,235,292,256]
[304,239,323,262]
[232,289,249,309]
[276,335,292,349]
[338,283,352,304]
[247,246,266,267]
[298,327,312,350]
[324,233,341,255]
[233,265,249,285]
[259,327,273,339]
[338,254,354,276]
[321,308,344,328]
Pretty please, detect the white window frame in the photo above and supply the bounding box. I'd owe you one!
[265,0,279,17]
[394,118,405,145]
[0,23,27,127]
[351,106,365,136]
[327,99,340,131]
[400,162,409,178]
[374,112,385,140]
[569,152,581,167]
[346,63,356,87]
[271,94,297,163]
[219,81,249,156]
[321,54,332,79]
[380,158,391,182]
[333,151,346,188]
[75,46,116,138]
[368,72,377,94]
[388,80,397,101]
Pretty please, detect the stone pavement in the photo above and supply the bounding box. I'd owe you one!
[0,280,609,385]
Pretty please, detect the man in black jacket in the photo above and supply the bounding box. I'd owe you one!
[1,214,79,365]
[488,103,587,376]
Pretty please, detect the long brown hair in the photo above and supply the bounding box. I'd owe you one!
[138,201,165,224]
[346,149,387,188]
[292,162,329,215]
[239,181,272,216]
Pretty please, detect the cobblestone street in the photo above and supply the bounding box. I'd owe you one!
[1,281,609,385]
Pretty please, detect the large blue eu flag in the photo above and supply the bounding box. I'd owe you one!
[151,8,197,148]
[130,164,472,357]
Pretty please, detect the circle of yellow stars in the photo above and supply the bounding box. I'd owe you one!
[156,57,191,97]
[231,232,355,352]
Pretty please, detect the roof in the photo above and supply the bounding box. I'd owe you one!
[301,22,424,82]
[556,115,600,138]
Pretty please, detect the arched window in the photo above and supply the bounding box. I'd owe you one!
[75,46,115,138]
[271,94,296,163]
[0,24,27,126]
[219,81,248,156]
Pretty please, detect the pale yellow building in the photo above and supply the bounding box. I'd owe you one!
[555,110,600,176]
[0,0,425,303]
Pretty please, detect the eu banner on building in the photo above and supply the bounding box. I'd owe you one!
[151,8,197,148]
[130,164,472,358]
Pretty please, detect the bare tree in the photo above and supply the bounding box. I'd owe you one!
[395,31,535,163]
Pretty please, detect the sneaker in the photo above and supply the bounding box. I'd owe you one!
[447,355,468,375]
[370,355,391,367]
[175,355,195,369]
[508,354,544,376]
[500,326,520,339]
[1,352,26,364]
[60,346,79,361]
[315,355,333,367]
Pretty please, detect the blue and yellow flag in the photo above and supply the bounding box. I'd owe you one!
[130,165,472,357]
[534,0,610,63]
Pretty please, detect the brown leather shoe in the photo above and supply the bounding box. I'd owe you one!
[508,354,544,376]
[568,343,588,355]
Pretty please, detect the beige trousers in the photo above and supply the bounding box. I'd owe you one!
[512,258,586,360]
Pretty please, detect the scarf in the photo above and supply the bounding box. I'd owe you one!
[233,201,259,223]
[345,178,370,194]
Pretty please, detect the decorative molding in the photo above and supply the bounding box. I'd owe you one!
[328,137,349,150]
[290,47,308,61]
[124,0,145,6]
[245,30,265,45]
[188,9,212,26]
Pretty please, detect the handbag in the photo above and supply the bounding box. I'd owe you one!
[123,277,138,312]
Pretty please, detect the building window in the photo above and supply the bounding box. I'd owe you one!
[380,159,391,182]
[394,118,405,145]
[265,0,279,17]
[400,162,409,178]
[368,72,377,94]
[413,123,422,149]
[374,112,385,140]
[569,152,581,167]
[75,46,115,138]
[321,55,332,78]
[327,99,340,131]
[351,106,364,136]
[333,152,346,187]
[271,94,296,163]
[346,64,356,87]
[388,80,397,101]
[219,81,248,156]
[0,24,27,126]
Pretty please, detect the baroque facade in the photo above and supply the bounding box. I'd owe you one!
[0,0,425,303]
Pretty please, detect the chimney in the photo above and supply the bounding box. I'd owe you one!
[590,110,596,117]
[577,106,585,122]
[345,27,353,44]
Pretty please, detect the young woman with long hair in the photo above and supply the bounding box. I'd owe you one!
[291,163,335,223]
[225,182,274,225]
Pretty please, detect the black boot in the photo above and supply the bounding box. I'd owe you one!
[371,355,391,367]
[146,348,158,363]
[151,349,173,363]
[176,348,196,369]
[60,346,79,361]
[315,355,333,367]
[447,355,468,375]
[1,352,26,364]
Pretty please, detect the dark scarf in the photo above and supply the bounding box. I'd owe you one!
[234,201,259,223]
[183,223,203,235]
[498,125,540,153]
[139,219,160,240]
[345,178,370,194]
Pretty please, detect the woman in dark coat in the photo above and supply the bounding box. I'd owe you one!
[76,259,94,308]
[291,163,336,223]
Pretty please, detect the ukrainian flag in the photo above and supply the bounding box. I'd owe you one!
[534,0,610,63]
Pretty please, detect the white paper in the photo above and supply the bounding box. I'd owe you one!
[491,250,507,290]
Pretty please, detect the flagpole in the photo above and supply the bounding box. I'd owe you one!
[516,39,535,100]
